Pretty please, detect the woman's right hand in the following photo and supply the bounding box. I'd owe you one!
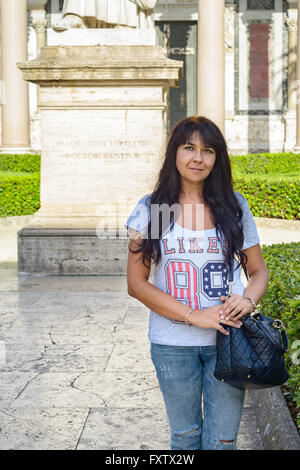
[189,305,243,335]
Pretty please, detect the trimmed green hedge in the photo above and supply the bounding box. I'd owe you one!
[261,242,300,428]
[0,171,40,217]
[231,152,300,220]
[233,176,299,220]
[0,153,40,173]
[0,154,40,216]
[230,152,300,176]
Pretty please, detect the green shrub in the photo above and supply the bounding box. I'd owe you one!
[230,153,300,220]
[230,152,300,175]
[233,175,299,220]
[261,242,300,428]
[0,153,40,173]
[0,172,40,216]
[0,154,41,216]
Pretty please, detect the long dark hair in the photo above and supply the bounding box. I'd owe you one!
[130,116,248,275]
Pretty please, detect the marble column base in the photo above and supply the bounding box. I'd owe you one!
[0,147,33,154]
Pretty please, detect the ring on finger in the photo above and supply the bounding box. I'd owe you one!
[225,305,241,320]
[235,303,242,312]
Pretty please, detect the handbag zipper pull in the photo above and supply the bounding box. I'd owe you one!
[226,281,233,299]
[226,262,234,299]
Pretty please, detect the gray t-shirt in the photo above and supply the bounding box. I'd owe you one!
[125,191,260,346]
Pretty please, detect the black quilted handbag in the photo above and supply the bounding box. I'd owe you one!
[214,263,290,390]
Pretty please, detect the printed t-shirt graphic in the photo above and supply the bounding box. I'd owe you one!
[125,192,260,346]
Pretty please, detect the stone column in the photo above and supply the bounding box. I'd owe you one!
[286,11,297,112]
[30,9,48,112]
[197,0,225,134]
[31,12,48,56]
[283,8,297,152]
[0,0,31,153]
[224,3,236,119]
[295,2,300,151]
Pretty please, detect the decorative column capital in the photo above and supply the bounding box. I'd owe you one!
[30,7,48,38]
[31,17,48,34]
[286,17,297,33]
[225,3,237,11]
[286,9,298,32]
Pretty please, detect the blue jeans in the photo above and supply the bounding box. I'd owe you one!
[150,343,245,450]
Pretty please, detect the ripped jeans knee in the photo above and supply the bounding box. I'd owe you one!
[171,425,202,451]
[207,437,237,450]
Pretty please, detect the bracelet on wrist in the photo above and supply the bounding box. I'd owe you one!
[243,296,256,312]
[185,308,195,326]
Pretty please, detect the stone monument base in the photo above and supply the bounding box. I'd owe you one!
[17,41,182,275]
[18,228,129,275]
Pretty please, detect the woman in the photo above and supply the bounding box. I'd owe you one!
[125,116,269,450]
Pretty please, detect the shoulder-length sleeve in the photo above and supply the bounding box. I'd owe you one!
[125,193,151,238]
[234,191,261,250]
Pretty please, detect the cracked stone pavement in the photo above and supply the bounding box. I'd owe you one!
[0,265,265,450]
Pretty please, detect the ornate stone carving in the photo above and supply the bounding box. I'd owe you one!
[285,14,297,33]
[31,17,48,33]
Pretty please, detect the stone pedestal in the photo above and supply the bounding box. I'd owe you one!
[17,44,182,274]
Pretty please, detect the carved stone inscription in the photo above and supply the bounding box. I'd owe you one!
[54,138,154,160]
[40,109,162,209]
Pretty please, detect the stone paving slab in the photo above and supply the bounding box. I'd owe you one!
[77,407,170,450]
[0,407,88,450]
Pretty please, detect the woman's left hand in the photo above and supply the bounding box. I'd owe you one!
[219,294,253,322]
